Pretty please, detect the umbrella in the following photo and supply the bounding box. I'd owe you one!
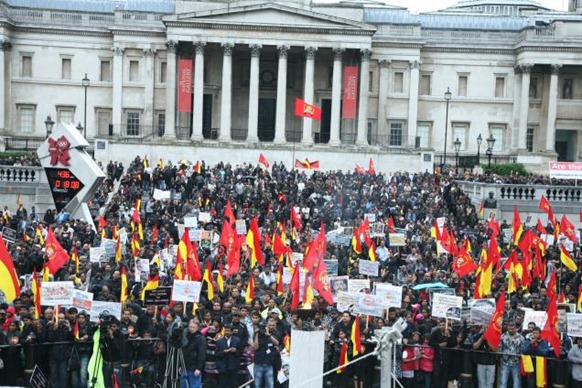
[179,159,192,166]
[412,282,448,290]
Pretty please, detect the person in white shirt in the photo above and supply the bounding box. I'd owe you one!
[376,240,389,262]
[258,266,276,287]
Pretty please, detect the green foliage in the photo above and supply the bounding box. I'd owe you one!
[0,151,35,159]
[481,163,528,176]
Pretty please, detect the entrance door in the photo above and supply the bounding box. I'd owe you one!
[202,94,213,139]
[319,99,331,144]
[555,141,568,161]
[258,98,276,141]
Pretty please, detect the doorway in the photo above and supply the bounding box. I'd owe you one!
[258,98,276,141]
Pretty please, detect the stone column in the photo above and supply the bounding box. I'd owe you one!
[546,64,561,152]
[192,41,205,141]
[407,60,420,148]
[112,44,124,135]
[143,47,156,130]
[219,43,234,142]
[164,40,177,138]
[329,48,343,146]
[511,65,522,149]
[356,49,372,146]
[247,44,261,142]
[274,45,289,144]
[302,46,317,145]
[518,64,532,150]
[0,40,9,132]
[377,60,390,143]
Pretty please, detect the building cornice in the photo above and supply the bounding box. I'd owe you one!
[516,45,582,53]
[372,41,424,49]
[12,25,111,37]
[423,45,515,54]
[110,28,166,38]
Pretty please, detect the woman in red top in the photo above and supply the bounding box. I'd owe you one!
[401,344,417,388]
[419,335,435,388]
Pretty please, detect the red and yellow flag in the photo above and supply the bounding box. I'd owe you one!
[294,158,320,170]
[577,284,582,312]
[73,321,80,340]
[483,291,505,349]
[452,246,478,278]
[246,217,264,269]
[512,206,523,245]
[294,98,322,120]
[121,267,128,304]
[560,245,577,272]
[32,270,41,319]
[71,246,80,274]
[290,263,301,310]
[203,261,214,301]
[337,341,348,374]
[245,276,255,304]
[0,235,20,303]
[45,227,70,275]
[217,262,225,293]
[276,265,284,296]
[351,316,362,357]
[141,274,160,300]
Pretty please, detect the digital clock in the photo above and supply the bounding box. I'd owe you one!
[44,167,85,212]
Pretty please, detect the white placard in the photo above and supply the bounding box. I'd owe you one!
[184,216,198,228]
[189,229,202,242]
[336,291,357,312]
[374,283,403,309]
[41,281,75,306]
[359,260,380,277]
[90,301,122,323]
[329,276,349,300]
[135,259,150,282]
[283,267,307,285]
[153,189,171,200]
[389,233,406,247]
[290,252,304,266]
[567,313,582,337]
[521,310,547,330]
[364,213,376,223]
[198,212,211,223]
[72,290,93,312]
[432,293,463,320]
[89,247,107,263]
[118,228,128,244]
[235,220,247,235]
[348,279,370,293]
[469,298,496,326]
[354,293,384,317]
[172,280,202,303]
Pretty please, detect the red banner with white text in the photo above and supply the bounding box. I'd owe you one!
[342,66,359,119]
[177,58,193,112]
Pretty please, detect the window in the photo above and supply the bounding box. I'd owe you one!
[489,125,505,152]
[458,75,468,97]
[155,111,166,137]
[526,128,534,152]
[160,61,167,84]
[96,109,112,136]
[452,123,468,151]
[21,55,32,77]
[529,77,538,99]
[393,72,404,93]
[367,120,376,144]
[368,71,374,92]
[419,74,431,95]
[57,107,75,124]
[100,60,111,82]
[495,77,505,98]
[129,60,140,82]
[389,121,403,146]
[417,123,431,148]
[18,105,35,133]
[562,79,573,99]
[61,58,71,80]
[126,111,140,136]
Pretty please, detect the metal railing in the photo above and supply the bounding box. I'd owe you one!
[116,124,164,141]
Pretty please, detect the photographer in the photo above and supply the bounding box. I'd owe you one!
[181,319,206,388]
[101,317,126,388]
[253,320,280,388]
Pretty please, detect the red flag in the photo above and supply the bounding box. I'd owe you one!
[258,153,270,169]
[304,224,326,271]
[98,215,107,229]
[387,217,395,233]
[368,158,375,174]
[290,207,302,231]
[294,158,320,170]
[539,195,555,223]
[560,214,578,243]
[276,265,284,296]
[220,216,236,249]
[151,224,159,246]
[355,164,364,175]
[273,233,291,256]
[547,268,557,300]
[45,227,70,275]
[452,247,478,278]
[483,291,505,350]
[541,295,561,358]
[312,254,334,305]
[290,263,301,310]
[536,218,547,235]
[224,200,236,226]
[488,216,500,239]
[226,235,242,278]
[186,242,202,281]
[294,98,321,120]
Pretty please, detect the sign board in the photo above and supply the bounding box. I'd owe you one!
[429,287,456,302]
[89,247,107,263]
[432,293,463,320]
[72,289,93,312]
[144,286,172,306]
[336,291,356,312]
[290,252,304,266]
[521,310,547,330]
[374,283,403,309]
[1,227,17,243]
[371,223,385,237]
[153,189,171,200]
[359,260,380,277]
[198,212,211,223]
[135,259,150,282]
[189,229,202,242]
[549,161,582,180]
[348,279,370,293]
[41,281,74,305]
[567,313,582,337]
[236,220,247,235]
[90,301,122,323]
[364,213,376,223]
[184,216,198,228]
[388,233,406,247]
[329,276,349,300]
[354,293,384,317]
[172,280,202,303]
[324,260,338,277]
[469,298,495,326]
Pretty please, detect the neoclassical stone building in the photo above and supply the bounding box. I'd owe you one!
[1,0,582,172]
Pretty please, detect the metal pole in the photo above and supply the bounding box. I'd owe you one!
[443,98,450,172]
[378,328,392,388]
[84,81,88,139]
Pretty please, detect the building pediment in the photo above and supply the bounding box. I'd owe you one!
[165,3,376,34]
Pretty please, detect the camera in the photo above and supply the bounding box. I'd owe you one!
[168,319,185,348]
[258,322,268,335]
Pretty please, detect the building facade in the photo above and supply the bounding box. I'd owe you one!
[1,0,582,172]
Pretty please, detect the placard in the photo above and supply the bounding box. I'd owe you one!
[371,223,385,237]
[198,212,211,223]
[236,220,247,235]
[184,216,198,228]
[388,233,406,247]
[364,213,376,223]
[354,293,384,317]
[90,301,122,322]
[521,310,547,330]
[290,252,304,266]
[429,287,456,301]
[101,238,122,258]
[348,279,370,293]
[549,161,582,180]
[153,189,171,200]
[324,260,338,277]
[359,260,379,277]
[144,286,172,306]
[72,290,93,312]
[135,259,150,282]
[118,228,128,244]
[432,293,463,320]
[336,291,356,312]
[172,280,202,303]
[1,227,17,243]
[469,298,495,326]
[89,247,107,263]
[283,267,306,285]
[374,283,403,309]
[41,281,74,306]
[329,276,349,300]
[189,229,202,242]
[567,313,582,337]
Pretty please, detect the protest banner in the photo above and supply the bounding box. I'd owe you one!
[90,301,122,322]
[144,287,172,306]
[89,247,107,263]
[172,280,202,303]
[153,189,171,200]
[329,276,349,300]
[432,293,463,320]
[348,279,370,293]
[469,298,496,326]
[184,216,198,228]
[388,233,406,247]
[324,260,338,277]
[354,293,384,317]
[236,220,247,235]
[567,313,582,337]
[336,291,356,312]
[521,310,547,330]
[359,260,379,277]
[72,290,93,312]
[374,283,403,309]
[41,281,74,306]
[364,213,376,223]
[198,212,211,223]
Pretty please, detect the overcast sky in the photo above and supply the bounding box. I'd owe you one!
[316,0,569,13]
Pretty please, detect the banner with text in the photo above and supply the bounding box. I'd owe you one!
[342,66,358,119]
[549,161,582,180]
[177,58,193,112]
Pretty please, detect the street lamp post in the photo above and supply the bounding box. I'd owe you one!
[476,133,482,166]
[453,137,461,175]
[486,134,496,168]
[44,115,54,138]
[442,87,452,173]
[76,122,84,134]
[82,73,90,139]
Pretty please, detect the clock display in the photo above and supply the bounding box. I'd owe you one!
[44,167,85,212]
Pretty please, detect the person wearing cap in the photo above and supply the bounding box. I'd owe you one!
[216,324,241,387]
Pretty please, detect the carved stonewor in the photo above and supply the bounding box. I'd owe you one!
[37,123,106,228]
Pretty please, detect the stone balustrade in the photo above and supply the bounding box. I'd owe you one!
[0,166,44,183]
[455,180,582,204]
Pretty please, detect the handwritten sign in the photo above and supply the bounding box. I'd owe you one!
[41,281,74,306]
[172,280,202,303]
[89,247,107,263]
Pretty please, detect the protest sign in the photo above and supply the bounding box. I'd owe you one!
[374,283,403,309]
[118,228,128,244]
[153,189,171,200]
[90,301,122,322]
[336,291,356,312]
[354,293,384,317]
[135,259,150,282]
[388,233,406,247]
[89,247,107,263]
[329,276,349,300]
[290,252,304,266]
[144,287,172,306]
[189,229,202,242]
[72,290,93,312]
[348,279,370,293]
[567,313,582,337]
[429,287,456,302]
[283,267,306,286]
[359,260,379,277]
[521,310,547,330]
[364,213,376,223]
[198,212,211,223]
[184,216,198,228]
[469,299,495,326]
[41,281,74,306]
[1,227,17,243]
[432,293,463,320]
[371,223,385,237]
[324,260,338,277]
[172,280,202,303]
[236,220,247,235]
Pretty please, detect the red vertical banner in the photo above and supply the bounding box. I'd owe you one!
[177,58,193,112]
[342,66,359,119]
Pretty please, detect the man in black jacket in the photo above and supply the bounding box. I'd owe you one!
[216,324,241,388]
[181,320,206,388]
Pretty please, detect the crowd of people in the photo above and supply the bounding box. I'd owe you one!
[0,154,580,388]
